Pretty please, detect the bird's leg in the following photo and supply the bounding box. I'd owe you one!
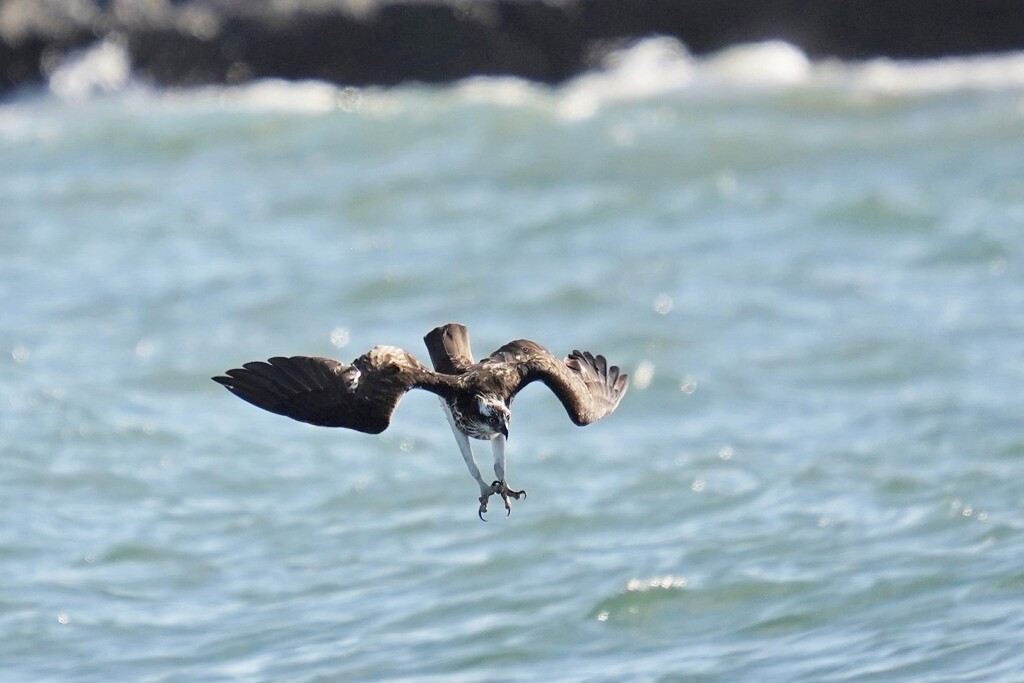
[490,435,526,516]
[441,401,495,520]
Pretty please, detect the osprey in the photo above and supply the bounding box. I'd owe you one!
[212,323,628,520]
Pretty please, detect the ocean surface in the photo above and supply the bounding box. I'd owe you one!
[3,39,1024,682]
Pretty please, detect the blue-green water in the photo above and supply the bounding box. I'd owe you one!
[3,40,1024,681]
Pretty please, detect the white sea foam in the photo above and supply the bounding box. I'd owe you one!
[29,35,1024,114]
[842,51,1024,93]
[442,39,1024,124]
[559,36,697,118]
[599,37,1024,94]
[48,39,131,101]
[552,39,1024,119]
[206,79,355,114]
[454,75,545,108]
[558,38,1024,112]
[702,40,812,86]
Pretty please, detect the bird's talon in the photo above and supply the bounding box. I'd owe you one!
[486,480,526,516]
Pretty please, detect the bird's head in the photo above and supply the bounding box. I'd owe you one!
[476,395,511,439]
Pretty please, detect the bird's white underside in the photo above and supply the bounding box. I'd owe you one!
[439,398,506,495]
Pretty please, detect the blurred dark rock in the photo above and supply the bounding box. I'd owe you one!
[3,0,1024,95]
[125,2,581,87]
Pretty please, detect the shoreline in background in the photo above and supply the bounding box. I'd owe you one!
[4,0,1024,97]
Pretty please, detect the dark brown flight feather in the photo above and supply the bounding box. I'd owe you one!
[212,346,456,434]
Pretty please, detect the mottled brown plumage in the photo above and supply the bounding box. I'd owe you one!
[213,323,628,519]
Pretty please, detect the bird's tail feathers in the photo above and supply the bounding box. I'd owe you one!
[424,323,475,374]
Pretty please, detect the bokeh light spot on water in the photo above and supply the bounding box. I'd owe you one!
[330,327,351,348]
[680,375,698,394]
[11,345,29,363]
[719,445,734,460]
[950,498,990,521]
[135,338,155,360]
[626,576,688,592]
[633,360,655,390]
[57,614,70,625]
[716,170,739,197]
[653,293,674,315]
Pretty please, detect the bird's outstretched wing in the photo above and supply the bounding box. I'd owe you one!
[212,346,452,434]
[487,340,629,426]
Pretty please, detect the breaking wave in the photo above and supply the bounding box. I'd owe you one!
[35,36,1024,113]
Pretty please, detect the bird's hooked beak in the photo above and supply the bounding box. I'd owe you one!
[499,413,510,440]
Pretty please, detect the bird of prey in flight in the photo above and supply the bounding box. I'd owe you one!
[212,323,628,520]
